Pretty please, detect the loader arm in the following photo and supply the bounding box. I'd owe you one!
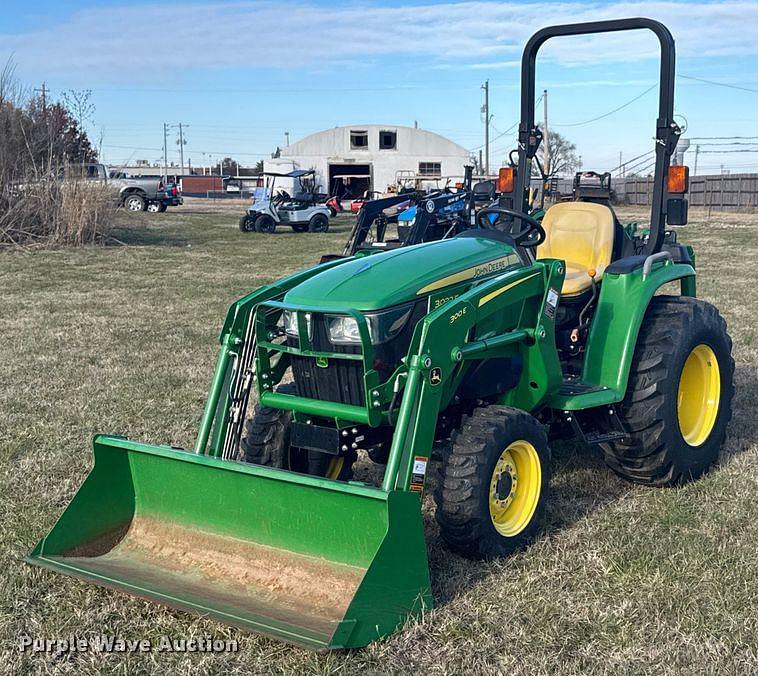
[384,258,565,491]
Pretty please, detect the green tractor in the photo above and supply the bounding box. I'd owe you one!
[28,18,734,650]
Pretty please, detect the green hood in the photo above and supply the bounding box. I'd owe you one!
[285,236,522,311]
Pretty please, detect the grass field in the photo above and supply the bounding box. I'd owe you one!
[1,204,756,675]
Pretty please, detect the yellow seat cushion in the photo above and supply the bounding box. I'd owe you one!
[537,201,615,295]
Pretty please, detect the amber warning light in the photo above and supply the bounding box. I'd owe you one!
[668,165,689,194]
[497,167,515,193]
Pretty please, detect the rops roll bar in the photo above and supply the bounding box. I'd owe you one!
[514,18,681,255]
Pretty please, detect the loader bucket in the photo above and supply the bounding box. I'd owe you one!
[26,436,432,649]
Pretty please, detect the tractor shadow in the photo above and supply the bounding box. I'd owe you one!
[426,363,756,607]
[424,440,635,606]
[720,363,758,460]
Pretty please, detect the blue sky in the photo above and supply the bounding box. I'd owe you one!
[1,0,757,174]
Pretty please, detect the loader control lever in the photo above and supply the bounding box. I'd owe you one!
[477,207,546,247]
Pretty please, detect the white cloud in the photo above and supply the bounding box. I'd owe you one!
[1,1,757,80]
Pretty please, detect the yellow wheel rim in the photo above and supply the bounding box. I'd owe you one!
[488,440,542,537]
[677,344,721,447]
[326,456,344,480]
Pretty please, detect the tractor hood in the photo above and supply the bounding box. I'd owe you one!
[285,235,523,311]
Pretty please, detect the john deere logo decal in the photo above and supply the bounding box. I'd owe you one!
[430,367,442,385]
[316,356,329,368]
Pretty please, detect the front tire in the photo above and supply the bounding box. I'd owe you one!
[603,296,734,486]
[241,384,354,480]
[255,214,276,234]
[239,215,256,232]
[435,407,550,559]
[308,213,329,233]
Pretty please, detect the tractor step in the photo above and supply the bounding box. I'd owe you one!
[557,380,609,396]
[563,407,629,447]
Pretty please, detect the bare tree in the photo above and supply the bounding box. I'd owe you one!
[533,131,580,178]
[62,89,95,157]
[62,89,95,130]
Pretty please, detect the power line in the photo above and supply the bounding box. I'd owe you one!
[697,148,758,154]
[469,121,518,152]
[686,136,758,140]
[102,144,271,156]
[553,84,657,127]
[51,82,484,95]
[609,149,655,175]
[627,158,657,176]
[679,74,758,95]
[691,141,758,146]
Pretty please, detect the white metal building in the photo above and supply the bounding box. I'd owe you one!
[264,125,473,198]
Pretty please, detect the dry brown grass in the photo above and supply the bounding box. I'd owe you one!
[0,207,756,675]
[0,176,118,247]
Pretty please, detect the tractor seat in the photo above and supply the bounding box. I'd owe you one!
[536,201,615,296]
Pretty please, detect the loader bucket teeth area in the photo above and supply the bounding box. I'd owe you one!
[27,436,431,649]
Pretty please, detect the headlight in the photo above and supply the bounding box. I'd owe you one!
[327,305,413,345]
[282,310,312,338]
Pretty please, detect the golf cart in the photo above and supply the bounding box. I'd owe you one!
[239,169,330,234]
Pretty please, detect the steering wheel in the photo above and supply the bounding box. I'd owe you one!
[477,207,546,247]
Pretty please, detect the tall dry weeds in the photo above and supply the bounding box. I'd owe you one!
[0,174,118,247]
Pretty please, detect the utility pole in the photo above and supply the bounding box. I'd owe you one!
[177,123,187,177]
[163,123,168,182]
[34,82,48,112]
[285,131,290,147]
[619,151,623,177]
[694,144,700,176]
[482,80,490,175]
[543,89,550,178]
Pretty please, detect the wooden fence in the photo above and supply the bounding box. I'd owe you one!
[616,173,758,212]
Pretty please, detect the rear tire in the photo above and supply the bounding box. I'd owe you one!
[603,296,734,486]
[254,214,276,234]
[123,193,146,212]
[308,213,329,233]
[241,384,355,480]
[146,201,161,213]
[435,406,550,559]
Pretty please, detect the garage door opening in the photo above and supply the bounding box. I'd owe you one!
[329,164,372,200]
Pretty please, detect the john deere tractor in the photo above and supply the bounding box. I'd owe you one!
[29,19,734,650]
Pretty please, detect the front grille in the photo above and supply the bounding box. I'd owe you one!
[291,354,365,406]
[285,301,425,409]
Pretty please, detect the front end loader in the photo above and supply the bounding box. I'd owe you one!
[28,18,734,649]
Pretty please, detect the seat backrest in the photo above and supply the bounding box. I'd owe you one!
[537,201,615,276]
[472,180,495,201]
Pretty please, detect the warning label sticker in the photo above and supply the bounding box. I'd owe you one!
[544,287,560,320]
[410,456,428,492]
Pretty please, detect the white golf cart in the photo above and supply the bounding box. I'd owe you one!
[238,169,330,234]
